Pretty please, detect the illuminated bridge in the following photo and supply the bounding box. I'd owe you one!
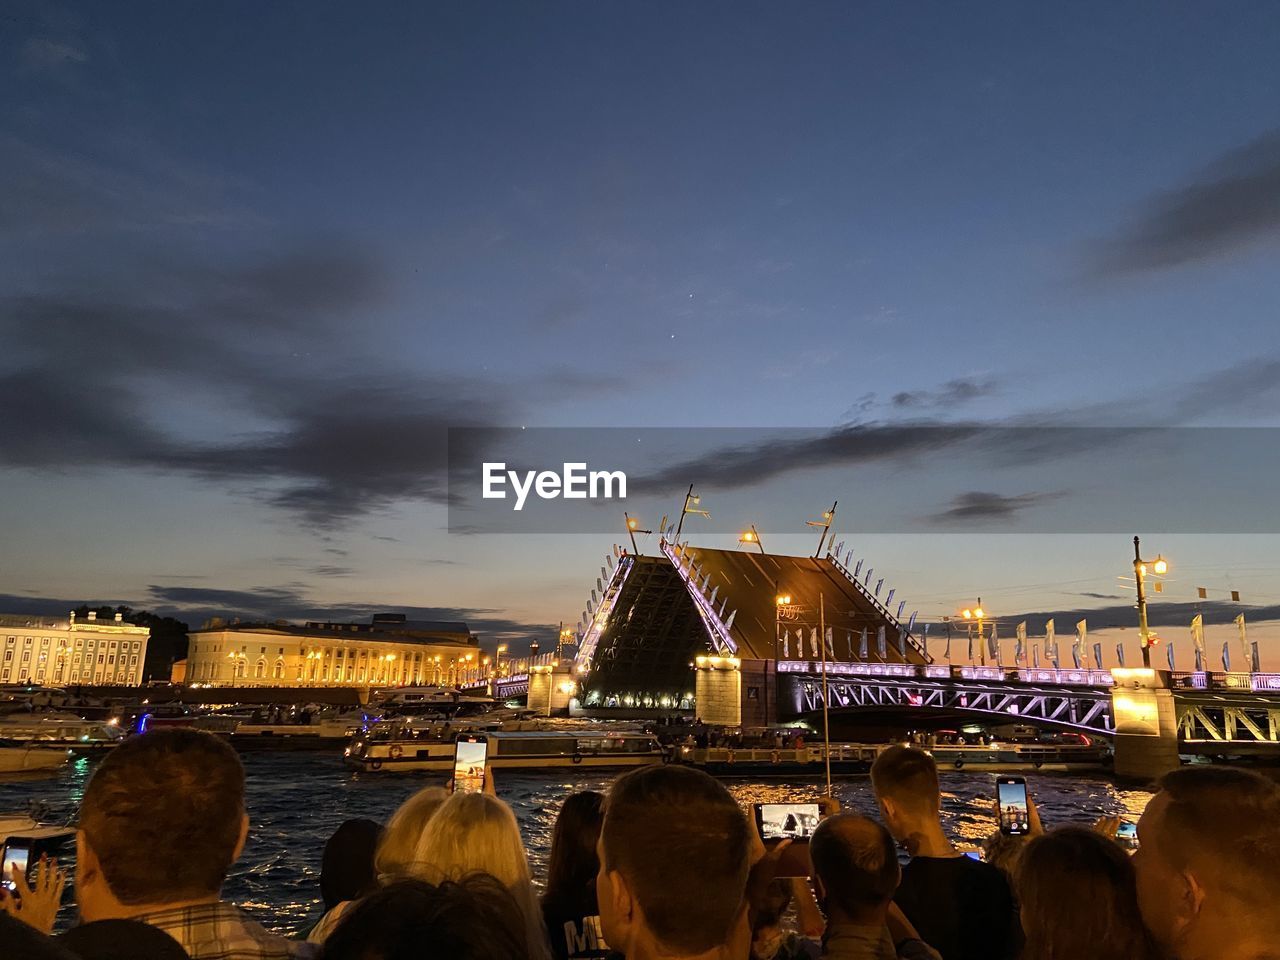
[554,535,1280,777]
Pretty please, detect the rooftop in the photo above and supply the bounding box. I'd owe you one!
[192,613,476,646]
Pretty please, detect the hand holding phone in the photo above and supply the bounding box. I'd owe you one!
[452,737,488,794]
[996,777,1031,836]
[754,803,821,877]
[1,842,30,895]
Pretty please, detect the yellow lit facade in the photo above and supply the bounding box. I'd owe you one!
[185,616,480,687]
[0,611,150,686]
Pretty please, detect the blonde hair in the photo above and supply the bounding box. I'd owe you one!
[411,791,550,960]
[375,786,448,880]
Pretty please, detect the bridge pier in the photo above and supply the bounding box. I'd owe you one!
[527,664,575,716]
[695,656,742,727]
[1111,667,1181,782]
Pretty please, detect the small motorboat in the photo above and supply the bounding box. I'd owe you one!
[0,741,71,774]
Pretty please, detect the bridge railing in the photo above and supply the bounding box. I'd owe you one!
[1171,671,1280,692]
[775,659,1115,687]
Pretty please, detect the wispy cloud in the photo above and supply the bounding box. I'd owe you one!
[927,490,1066,525]
[892,377,997,410]
[1088,129,1280,276]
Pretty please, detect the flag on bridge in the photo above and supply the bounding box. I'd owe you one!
[876,625,887,660]
[825,626,834,660]
[875,578,884,597]
[1046,619,1056,665]
[967,628,974,663]
[897,627,907,657]
[944,623,952,661]
[885,588,895,608]
[1252,640,1261,674]
[859,627,869,660]
[1016,621,1027,664]
[809,628,819,659]
[988,622,1000,664]
[1116,642,1126,667]
[781,626,791,659]
[1236,613,1249,673]
[1167,642,1175,672]
[921,623,930,659]
[854,558,863,578]
[1032,643,1040,668]
[1092,642,1103,671]
[1222,641,1231,672]
[1191,614,1205,672]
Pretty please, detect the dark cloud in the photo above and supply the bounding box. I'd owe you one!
[928,490,1066,525]
[1075,591,1126,600]
[1089,129,1280,276]
[628,423,991,495]
[892,377,997,410]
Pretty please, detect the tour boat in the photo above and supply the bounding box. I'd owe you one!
[192,708,364,750]
[0,713,127,752]
[344,728,666,773]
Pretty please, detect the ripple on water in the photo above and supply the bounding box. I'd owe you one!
[0,753,1152,936]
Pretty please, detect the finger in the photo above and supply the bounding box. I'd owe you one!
[12,863,33,899]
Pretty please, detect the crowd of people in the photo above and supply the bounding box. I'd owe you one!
[2,729,1279,960]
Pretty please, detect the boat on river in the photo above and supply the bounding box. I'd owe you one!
[193,707,364,750]
[0,712,127,753]
[345,728,665,773]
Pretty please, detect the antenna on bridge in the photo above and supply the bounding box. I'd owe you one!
[674,485,710,543]
[807,500,838,557]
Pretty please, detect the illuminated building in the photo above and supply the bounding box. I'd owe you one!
[184,613,480,687]
[0,610,150,686]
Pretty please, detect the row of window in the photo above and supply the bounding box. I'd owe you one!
[3,636,144,652]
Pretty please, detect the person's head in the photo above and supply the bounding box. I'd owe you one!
[543,791,605,915]
[1134,766,1280,958]
[808,814,900,924]
[412,791,548,960]
[320,876,530,960]
[59,918,193,960]
[375,786,447,880]
[76,728,248,920]
[597,765,751,959]
[869,745,941,842]
[1017,827,1159,960]
[321,818,384,910]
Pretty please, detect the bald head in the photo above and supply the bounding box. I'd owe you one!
[810,814,900,920]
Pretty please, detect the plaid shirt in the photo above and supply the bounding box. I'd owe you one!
[133,901,318,960]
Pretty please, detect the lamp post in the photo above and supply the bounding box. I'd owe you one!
[673,485,709,543]
[739,525,765,554]
[807,501,838,558]
[962,600,986,666]
[496,643,508,677]
[624,513,652,555]
[1132,535,1168,669]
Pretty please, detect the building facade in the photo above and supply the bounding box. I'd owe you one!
[0,611,150,686]
[184,614,482,687]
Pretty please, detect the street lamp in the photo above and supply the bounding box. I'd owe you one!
[1132,535,1169,668]
[961,599,986,666]
[739,525,765,554]
[673,485,710,543]
[624,512,652,555]
[806,501,838,557]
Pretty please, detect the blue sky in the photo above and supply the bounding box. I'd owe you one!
[3,2,1280,655]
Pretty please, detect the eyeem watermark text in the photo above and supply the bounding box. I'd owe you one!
[482,462,627,511]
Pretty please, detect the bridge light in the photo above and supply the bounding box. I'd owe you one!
[741,530,755,542]
[974,607,984,619]
[1153,556,1168,575]
[627,517,639,530]
[962,609,972,619]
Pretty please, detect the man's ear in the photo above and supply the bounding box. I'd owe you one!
[232,813,249,862]
[76,829,100,881]
[1182,869,1207,922]
[607,868,635,922]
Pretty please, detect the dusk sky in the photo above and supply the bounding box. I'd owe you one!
[4,3,1280,659]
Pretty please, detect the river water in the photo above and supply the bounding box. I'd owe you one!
[1,753,1153,935]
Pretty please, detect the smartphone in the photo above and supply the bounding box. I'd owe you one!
[754,803,820,877]
[996,776,1031,836]
[452,736,488,793]
[963,849,985,861]
[1116,820,1138,847]
[755,802,821,840]
[1,841,31,894]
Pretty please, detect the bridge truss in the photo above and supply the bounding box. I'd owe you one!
[784,673,1115,735]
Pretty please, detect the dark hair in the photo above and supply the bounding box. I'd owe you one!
[542,791,604,919]
[809,815,899,918]
[602,765,750,955]
[321,818,384,911]
[80,728,245,904]
[750,878,794,931]
[322,876,530,960]
[869,745,940,814]
[1017,828,1160,960]
[1154,765,1280,907]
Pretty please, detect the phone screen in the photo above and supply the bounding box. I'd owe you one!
[1116,821,1138,842]
[1,843,30,892]
[453,737,488,793]
[997,777,1030,835]
[755,802,821,840]
[963,849,984,861]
